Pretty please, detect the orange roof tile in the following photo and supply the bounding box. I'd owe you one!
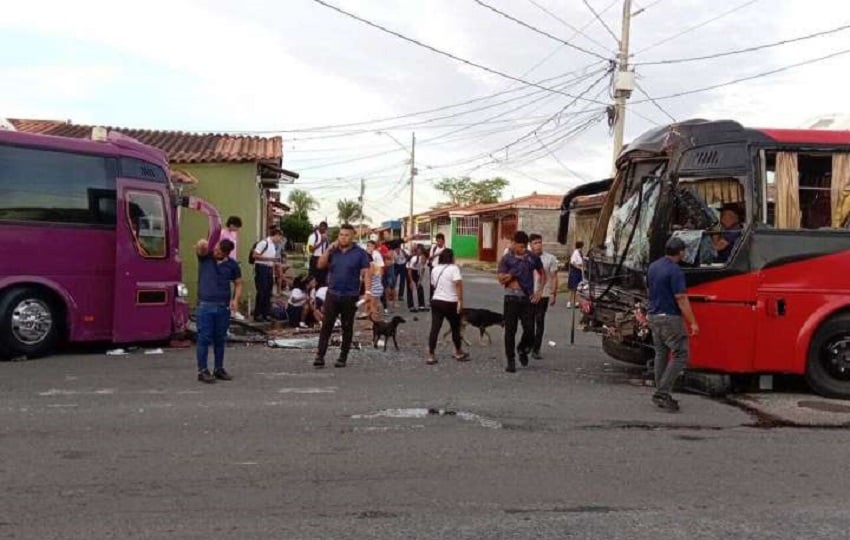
[8,118,282,164]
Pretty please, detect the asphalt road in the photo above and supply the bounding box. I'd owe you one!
[1,269,848,539]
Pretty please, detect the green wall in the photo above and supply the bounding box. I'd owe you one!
[177,162,260,307]
[451,217,479,259]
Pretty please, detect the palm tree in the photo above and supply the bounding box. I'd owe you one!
[337,198,368,225]
[287,189,319,218]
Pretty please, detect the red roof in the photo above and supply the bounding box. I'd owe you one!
[8,118,282,164]
[757,128,850,145]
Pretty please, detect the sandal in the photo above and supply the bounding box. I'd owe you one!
[453,352,470,362]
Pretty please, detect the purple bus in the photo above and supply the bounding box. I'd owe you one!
[0,128,220,359]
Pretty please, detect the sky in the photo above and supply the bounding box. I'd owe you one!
[2,0,850,226]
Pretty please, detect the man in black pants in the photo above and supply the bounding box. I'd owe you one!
[252,228,283,322]
[307,221,330,286]
[314,224,371,368]
[529,233,559,359]
[497,231,544,373]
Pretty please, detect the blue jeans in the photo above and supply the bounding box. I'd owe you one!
[196,302,230,372]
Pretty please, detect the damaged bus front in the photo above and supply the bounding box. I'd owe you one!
[574,119,850,398]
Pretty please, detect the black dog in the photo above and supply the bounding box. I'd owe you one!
[372,316,406,351]
[443,308,504,346]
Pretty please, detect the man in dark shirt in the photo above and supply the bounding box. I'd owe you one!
[195,237,243,383]
[314,224,371,368]
[646,237,699,411]
[497,231,544,373]
[711,203,743,263]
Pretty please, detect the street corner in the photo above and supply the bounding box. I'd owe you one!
[727,393,850,427]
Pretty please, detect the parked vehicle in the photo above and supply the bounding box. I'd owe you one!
[565,119,850,398]
[0,128,219,359]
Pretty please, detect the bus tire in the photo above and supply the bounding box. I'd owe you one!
[805,314,850,399]
[0,287,62,360]
[602,336,652,366]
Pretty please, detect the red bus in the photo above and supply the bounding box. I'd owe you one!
[0,128,220,359]
[561,119,850,398]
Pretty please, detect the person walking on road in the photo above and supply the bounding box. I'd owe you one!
[314,224,371,369]
[426,249,469,365]
[497,231,544,373]
[427,233,446,301]
[194,237,242,383]
[566,241,584,308]
[646,236,699,411]
[529,233,559,360]
[406,245,427,312]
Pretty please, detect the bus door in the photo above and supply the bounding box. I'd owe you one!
[113,179,175,343]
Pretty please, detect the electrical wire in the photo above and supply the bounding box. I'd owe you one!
[633,22,850,65]
[581,0,620,45]
[471,0,610,60]
[632,0,760,56]
[632,46,850,103]
[525,0,616,54]
[633,80,676,122]
[309,0,609,106]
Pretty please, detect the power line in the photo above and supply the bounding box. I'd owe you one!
[634,22,850,65]
[581,0,620,45]
[633,80,676,122]
[632,0,760,56]
[525,0,616,54]
[471,0,610,60]
[309,0,608,106]
[633,46,850,103]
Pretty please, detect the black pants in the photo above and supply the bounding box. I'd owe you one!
[532,297,550,353]
[429,299,462,354]
[316,293,358,362]
[253,265,274,319]
[504,295,534,365]
[406,271,425,309]
[309,256,328,287]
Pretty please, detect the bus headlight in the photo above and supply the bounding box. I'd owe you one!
[176,283,189,298]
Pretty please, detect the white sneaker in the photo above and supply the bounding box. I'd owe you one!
[299,322,309,329]
[334,320,342,328]
[232,311,246,321]
[565,302,572,308]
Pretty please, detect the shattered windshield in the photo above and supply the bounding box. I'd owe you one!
[604,178,660,270]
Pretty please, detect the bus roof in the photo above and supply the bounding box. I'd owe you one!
[0,128,169,169]
[619,119,850,165]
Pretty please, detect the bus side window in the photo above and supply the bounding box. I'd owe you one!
[126,192,167,258]
[768,151,843,229]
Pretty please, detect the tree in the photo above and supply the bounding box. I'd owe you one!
[287,189,318,218]
[336,198,368,225]
[434,177,509,206]
[279,213,312,244]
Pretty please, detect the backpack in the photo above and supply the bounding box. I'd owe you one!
[248,240,267,265]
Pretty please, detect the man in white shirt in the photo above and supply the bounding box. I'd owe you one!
[427,233,446,301]
[529,233,560,360]
[252,228,282,322]
[307,221,330,286]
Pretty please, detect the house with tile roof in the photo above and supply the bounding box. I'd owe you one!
[8,118,298,307]
[401,193,566,261]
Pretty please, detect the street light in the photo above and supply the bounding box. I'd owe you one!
[375,131,417,250]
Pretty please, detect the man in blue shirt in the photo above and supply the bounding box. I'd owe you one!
[497,231,544,373]
[646,236,699,411]
[314,224,371,368]
[195,237,243,383]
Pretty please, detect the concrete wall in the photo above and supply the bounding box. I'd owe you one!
[518,208,568,259]
[177,162,260,307]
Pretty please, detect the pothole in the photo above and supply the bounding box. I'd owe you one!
[351,408,502,429]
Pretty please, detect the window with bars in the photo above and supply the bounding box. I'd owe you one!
[454,216,479,236]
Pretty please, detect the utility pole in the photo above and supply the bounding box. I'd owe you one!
[610,0,634,175]
[358,177,365,242]
[408,132,417,251]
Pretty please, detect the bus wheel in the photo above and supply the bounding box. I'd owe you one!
[806,314,850,399]
[0,288,61,359]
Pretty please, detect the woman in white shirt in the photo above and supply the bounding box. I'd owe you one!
[427,248,469,364]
